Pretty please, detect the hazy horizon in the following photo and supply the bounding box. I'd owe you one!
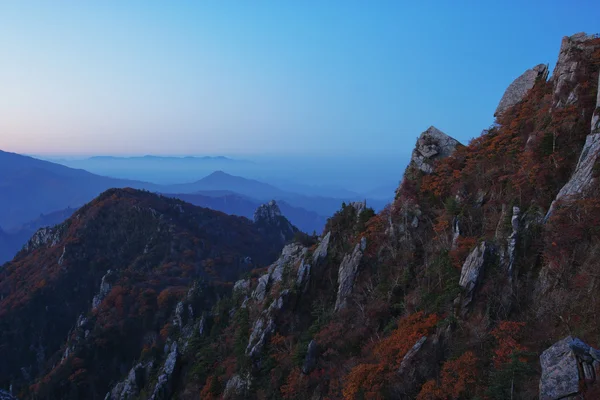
[2,2,600,157]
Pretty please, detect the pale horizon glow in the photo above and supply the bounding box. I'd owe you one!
[1,1,599,156]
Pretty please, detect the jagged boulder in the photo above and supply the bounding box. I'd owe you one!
[539,336,600,399]
[410,126,461,174]
[551,33,600,109]
[459,241,494,311]
[495,64,548,116]
[335,237,366,311]
[252,244,307,302]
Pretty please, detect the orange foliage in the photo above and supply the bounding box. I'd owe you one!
[373,311,440,367]
[342,363,386,400]
[490,321,526,368]
[280,368,308,400]
[199,375,219,400]
[417,351,478,400]
[449,236,477,269]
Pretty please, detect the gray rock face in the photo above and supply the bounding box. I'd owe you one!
[546,72,600,220]
[334,241,365,311]
[312,231,331,265]
[106,361,154,400]
[540,337,580,400]
[149,342,178,400]
[459,242,493,310]
[410,126,461,174]
[398,336,427,375]
[507,206,521,276]
[253,200,282,223]
[495,64,548,117]
[350,201,367,219]
[252,244,307,302]
[551,33,600,109]
[24,226,62,252]
[223,374,250,399]
[233,279,250,294]
[539,336,600,399]
[302,340,318,375]
[246,291,288,358]
[296,260,311,293]
[253,274,271,303]
[0,390,16,400]
[92,270,114,310]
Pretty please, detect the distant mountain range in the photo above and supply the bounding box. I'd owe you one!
[0,150,388,264]
[44,154,254,184]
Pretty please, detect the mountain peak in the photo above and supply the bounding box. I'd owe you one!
[253,200,282,224]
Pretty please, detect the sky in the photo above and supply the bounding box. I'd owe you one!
[0,1,599,157]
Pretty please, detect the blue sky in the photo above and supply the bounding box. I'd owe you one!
[0,1,598,157]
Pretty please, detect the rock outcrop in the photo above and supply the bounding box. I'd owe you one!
[539,336,600,400]
[246,291,288,358]
[253,200,297,244]
[23,226,63,252]
[410,126,461,174]
[0,390,16,400]
[92,270,114,310]
[334,237,367,311]
[459,242,494,311]
[398,336,427,375]
[149,342,178,400]
[312,231,331,265]
[551,33,600,109]
[254,200,283,224]
[252,244,307,302]
[106,361,154,400]
[495,64,548,116]
[223,374,250,399]
[546,72,600,220]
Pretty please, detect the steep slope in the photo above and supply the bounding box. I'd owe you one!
[0,189,296,399]
[147,32,600,400]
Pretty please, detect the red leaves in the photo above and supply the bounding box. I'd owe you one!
[342,363,386,400]
[417,351,479,400]
[490,321,526,368]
